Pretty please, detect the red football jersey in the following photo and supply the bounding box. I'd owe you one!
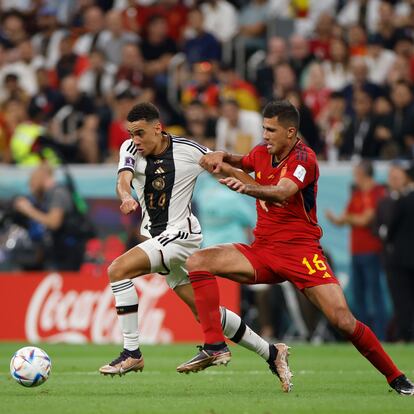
[241,139,323,245]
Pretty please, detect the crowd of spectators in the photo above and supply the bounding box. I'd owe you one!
[0,0,414,165]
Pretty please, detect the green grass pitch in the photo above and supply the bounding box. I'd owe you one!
[1,342,413,414]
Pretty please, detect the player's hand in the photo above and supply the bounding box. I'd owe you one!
[13,197,34,216]
[219,177,247,193]
[199,151,225,174]
[120,196,138,215]
[325,209,336,223]
[259,199,268,212]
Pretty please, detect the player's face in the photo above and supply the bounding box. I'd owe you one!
[262,117,296,157]
[127,119,163,157]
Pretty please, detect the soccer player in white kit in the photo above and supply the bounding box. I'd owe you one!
[99,103,292,392]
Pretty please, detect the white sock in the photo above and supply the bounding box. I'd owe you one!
[221,306,270,361]
[111,280,139,351]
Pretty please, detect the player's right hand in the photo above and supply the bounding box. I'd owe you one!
[120,197,138,215]
[199,151,225,173]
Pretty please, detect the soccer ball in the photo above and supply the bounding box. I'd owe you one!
[10,346,51,387]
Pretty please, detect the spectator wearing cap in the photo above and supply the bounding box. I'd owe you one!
[366,33,396,85]
[385,164,414,341]
[31,5,67,69]
[183,7,221,67]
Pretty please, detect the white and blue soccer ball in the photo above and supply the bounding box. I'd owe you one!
[10,346,51,387]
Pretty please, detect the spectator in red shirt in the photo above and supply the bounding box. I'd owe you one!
[107,90,137,162]
[325,160,388,339]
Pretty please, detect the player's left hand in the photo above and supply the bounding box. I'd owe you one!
[14,197,34,216]
[219,177,246,193]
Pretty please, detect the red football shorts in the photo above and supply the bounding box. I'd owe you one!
[234,241,339,290]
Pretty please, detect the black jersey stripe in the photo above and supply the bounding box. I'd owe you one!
[126,141,135,153]
[172,137,208,152]
[172,135,208,149]
[172,138,208,154]
[160,234,180,246]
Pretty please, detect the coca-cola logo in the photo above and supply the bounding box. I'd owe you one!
[25,273,172,344]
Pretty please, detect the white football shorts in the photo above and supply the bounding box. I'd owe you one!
[138,230,203,289]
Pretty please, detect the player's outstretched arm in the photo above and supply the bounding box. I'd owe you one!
[199,151,248,174]
[220,177,299,203]
[117,170,138,215]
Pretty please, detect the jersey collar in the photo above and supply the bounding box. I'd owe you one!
[271,138,300,168]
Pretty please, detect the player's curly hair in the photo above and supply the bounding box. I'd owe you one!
[127,102,160,123]
[263,100,300,129]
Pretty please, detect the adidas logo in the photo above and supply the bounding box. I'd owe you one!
[155,167,165,174]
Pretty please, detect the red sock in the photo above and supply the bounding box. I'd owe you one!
[189,271,225,344]
[349,320,402,383]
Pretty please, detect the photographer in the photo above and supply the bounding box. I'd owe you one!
[13,162,87,271]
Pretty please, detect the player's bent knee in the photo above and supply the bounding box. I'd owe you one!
[186,252,212,273]
[107,260,127,282]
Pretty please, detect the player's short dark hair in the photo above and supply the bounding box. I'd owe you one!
[357,160,374,177]
[262,100,300,129]
[127,102,160,123]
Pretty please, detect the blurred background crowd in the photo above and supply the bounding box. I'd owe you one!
[0,0,414,343]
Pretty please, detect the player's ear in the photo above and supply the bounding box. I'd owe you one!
[287,127,296,138]
[154,121,162,134]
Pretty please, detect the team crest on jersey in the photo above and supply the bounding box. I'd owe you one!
[124,156,135,168]
[152,177,165,190]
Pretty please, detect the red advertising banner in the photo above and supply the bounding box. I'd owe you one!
[0,269,239,343]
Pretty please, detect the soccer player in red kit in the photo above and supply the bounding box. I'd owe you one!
[177,100,414,396]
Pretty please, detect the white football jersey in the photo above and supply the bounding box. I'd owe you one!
[118,133,208,238]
